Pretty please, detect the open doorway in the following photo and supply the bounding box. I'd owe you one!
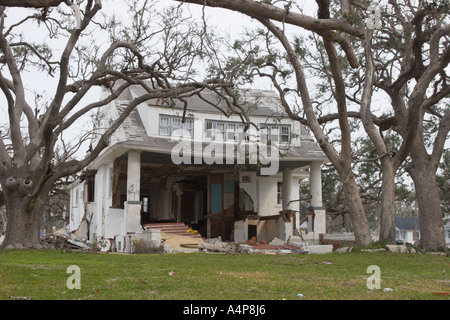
[172,177,208,237]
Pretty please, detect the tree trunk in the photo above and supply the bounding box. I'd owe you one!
[45,209,54,236]
[408,153,446,251]
[378,158,396,244]
[0,189,48,249]
[358,29,396,245]
[342,174,372,246]
[0,209,6,234]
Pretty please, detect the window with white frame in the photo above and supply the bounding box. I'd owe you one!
[259,124,291,144]
[159,115,194,138]
[204,120,291,143]
[205,120,246,141]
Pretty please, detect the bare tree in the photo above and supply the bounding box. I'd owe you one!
[174,0,449,249]
[0,0,228,249]
[370,1,450,249]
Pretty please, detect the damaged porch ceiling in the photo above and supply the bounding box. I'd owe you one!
[140,163,236,179]
[118,150,315,176]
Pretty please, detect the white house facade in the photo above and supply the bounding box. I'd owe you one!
[69,82,328,252]
[395,217,420,245]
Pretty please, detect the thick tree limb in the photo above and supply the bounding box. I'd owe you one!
[255,17,341,168]
[431,110,450,171]
[177,0,363,36]
[0,0,64,7]
[359,31,389,160]
[175,0,362,67]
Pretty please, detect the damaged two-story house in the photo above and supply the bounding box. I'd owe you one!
[68,82,328,252]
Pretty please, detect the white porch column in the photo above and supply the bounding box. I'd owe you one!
[310,161,326,235]
[282,168,293,211]
[125,150,142,233]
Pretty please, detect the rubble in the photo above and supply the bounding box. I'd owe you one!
[335,247,353,253]
[386,244,409,253]
[268,237,285,246]
[307,244,333,254]
[198,236,312,254]
[198,240,248,254]
[40,229,95,251]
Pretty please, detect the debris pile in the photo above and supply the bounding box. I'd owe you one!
[198,238,250,254]
[197,236,311,254]
[40,229,94,251]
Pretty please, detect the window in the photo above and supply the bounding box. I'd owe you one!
[159,115,194,138]
[204,120,247,142]
[159,116,170,135]
[216,122,225,140]
[204,120,291,143]
[280,126,290,143]
[277,182,283,204]
[259,124,291,144]
[205,120,213,139]
[86,171,96,202]
[227,123,236,141]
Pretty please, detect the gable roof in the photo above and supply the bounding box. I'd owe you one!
[395,217,419,230]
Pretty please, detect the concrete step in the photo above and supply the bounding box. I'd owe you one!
[143,223,202,238]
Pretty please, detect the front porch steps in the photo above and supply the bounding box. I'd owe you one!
[143,223,203,239]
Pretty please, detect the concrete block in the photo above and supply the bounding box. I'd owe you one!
[361,248,386,252]
[141,229,161,245]
[287,236,304,245]
[269,237,285,245]
[307,244,333,254]
[336,246,352,253]
[386,245,407,253]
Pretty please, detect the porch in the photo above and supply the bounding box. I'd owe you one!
[90,149,326,249]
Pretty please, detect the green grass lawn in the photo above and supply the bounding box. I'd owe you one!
[0,249,448,300]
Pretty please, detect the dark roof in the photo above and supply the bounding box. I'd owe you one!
[395,217,419,230]
[118,83,288,117]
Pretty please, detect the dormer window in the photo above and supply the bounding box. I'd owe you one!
[204,120,291,144]
[205,120,246,142]
[259,124,291,144]
[159,115,194,138]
